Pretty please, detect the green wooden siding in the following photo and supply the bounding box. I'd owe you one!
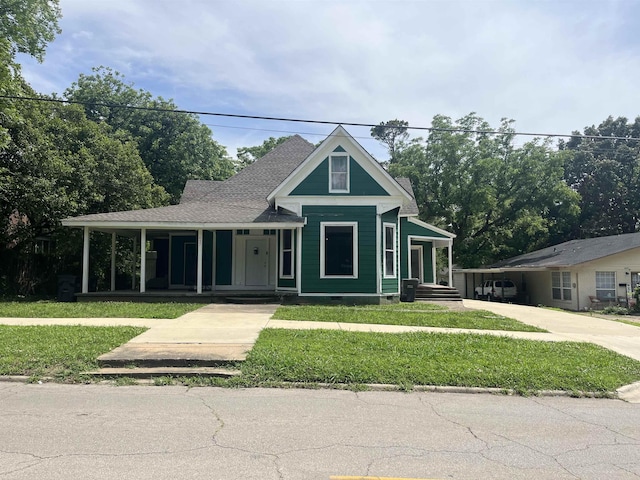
[301,205,377,294]
[277,229,297,289]
[215,230,232,285]
[400,217,450,238]
[381,209,399,294]
[399,217,441,282]
[169,233,213,286]
[290,155,389,196]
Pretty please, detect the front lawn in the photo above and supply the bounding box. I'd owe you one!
[0,301,202,319]
[241,329,640,394]
[273,305,545,332]
[0,325,147,381]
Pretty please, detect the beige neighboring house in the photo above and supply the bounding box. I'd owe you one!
[454,232,640,311]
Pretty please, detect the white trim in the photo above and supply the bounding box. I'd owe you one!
[383,222,397,279]
[140,228,146,293]
[82,226,90,294]
[212,231,217,292]
[376,214,381,294]
[406,216,456,238]
[296,226,303,293]
[268,125,412,203]
[329,153,350,193]
[62,220,305,230]
[432,245,437,285]
[320,221,358,279]
[279,229,294,279]
[410,245,424,283]
[110,233,116,292]
[196,229,203,294]
[278,195,405,211]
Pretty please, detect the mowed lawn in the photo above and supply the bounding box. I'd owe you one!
[0,301,202,319]
[242,328,640,394]
[273,304,546,332]
[0,325,147,381]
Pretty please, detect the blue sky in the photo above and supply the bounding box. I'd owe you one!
[18,0,640,161]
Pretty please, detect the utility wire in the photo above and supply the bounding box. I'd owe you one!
[1,93,639,143]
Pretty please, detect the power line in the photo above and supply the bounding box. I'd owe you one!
[1,93,639,143]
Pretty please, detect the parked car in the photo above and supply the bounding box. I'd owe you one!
[474,279,517,301]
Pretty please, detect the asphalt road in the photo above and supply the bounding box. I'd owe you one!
[1,383,639,479]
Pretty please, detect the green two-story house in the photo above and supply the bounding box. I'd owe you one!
[63,126,455,302]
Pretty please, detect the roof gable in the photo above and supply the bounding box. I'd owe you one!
[267,126,411,203]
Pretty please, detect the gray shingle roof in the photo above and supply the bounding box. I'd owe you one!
[491,232,640,268]
[395,177,419,216]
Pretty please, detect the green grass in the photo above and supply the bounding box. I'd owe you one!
[0,325,147,381]
[273,305,545,332]
[0,301,202,319]
[241,329,640,393]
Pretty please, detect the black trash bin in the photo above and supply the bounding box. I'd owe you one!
[57,275,77,302]
[401,278,419,302]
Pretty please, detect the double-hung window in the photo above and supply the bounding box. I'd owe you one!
[329,154,349,193]
[279,229,294,279]
[595,271,616,300]
[321,222,358,278]
[383,223,396,277]
[551,271,571,300]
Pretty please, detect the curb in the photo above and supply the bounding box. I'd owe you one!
[0,375,618,399]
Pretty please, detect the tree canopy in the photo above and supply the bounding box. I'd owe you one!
[560,116,640,237]
[370,119,409,163]
[64,67,235,202]
[0,0,61,62]
[385,113,579,267]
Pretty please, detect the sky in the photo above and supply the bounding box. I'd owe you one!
[17,0,640,161]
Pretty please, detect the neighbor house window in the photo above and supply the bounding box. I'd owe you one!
[279,229,294,279]
[321,222,358,278]
[329,154,349,192]
[551,271,571,300]
[595,271,616,300]
[383,223,396,277]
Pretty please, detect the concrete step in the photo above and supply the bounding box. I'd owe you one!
[97,343,251,368]
[85,366,241,379]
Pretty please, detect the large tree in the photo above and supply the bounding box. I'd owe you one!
[370,119,409,163]
[385,113,579,267]
[64,67,235,202]
[560,116,640,237]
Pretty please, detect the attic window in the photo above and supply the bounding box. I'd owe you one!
[329,154,349,193]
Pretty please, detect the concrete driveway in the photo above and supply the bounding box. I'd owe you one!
[464,299,640,362]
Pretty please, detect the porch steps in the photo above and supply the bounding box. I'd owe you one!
[415,284,463,301]
[85,366,241,379]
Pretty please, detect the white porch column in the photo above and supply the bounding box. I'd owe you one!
[432,246,437,284]
[131,236,137,290]
[110,233,116,291]
[448,240,454,287]
[82,226,90,294]
[197,228,203,294]
[140,228,146,293]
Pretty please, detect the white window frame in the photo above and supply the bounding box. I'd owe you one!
[329,154,350,193]
[551,271,572,301]
[320,221,358,279]
[279,229,294,279]
[383,223,396,278]
[596,271,616,301]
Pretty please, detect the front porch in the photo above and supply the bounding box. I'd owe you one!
[76,289,298,303]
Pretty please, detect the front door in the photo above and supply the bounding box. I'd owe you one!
[410,246,423,283]
[245,238,269,286]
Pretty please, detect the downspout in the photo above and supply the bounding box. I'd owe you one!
[376,213,381,295]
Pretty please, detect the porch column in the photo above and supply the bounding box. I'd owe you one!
[448,239,453,287]
[82,226,90,294]
[131,236,137,290]
[140,228,146,293]
[110,233,116,291]
[197,228,203,294]
[296,226,303,293]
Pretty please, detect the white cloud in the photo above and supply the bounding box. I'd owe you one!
[18,0,640,159]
